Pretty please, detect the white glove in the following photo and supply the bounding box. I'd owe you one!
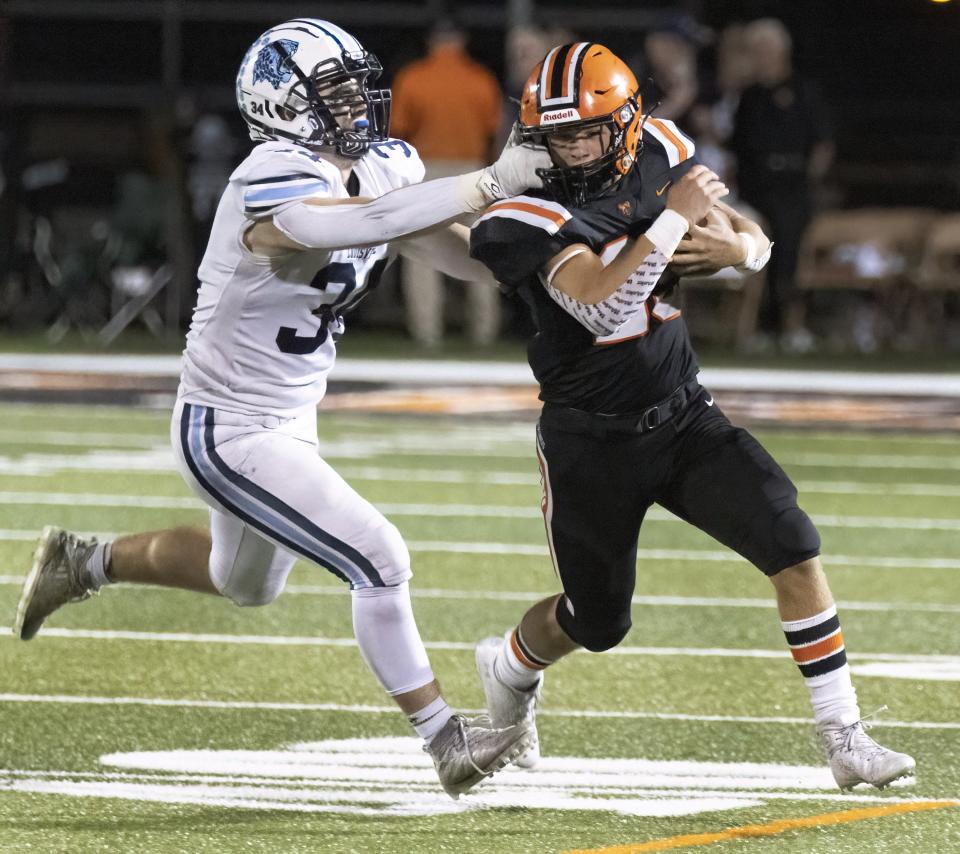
[478,143,554,202]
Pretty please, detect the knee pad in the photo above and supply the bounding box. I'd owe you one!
[366,522,412,587]
[771,507,821,566]
[555,595,632,653]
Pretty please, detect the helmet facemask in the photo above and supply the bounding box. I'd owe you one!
[519,96,640,206]
[272,43,391,158]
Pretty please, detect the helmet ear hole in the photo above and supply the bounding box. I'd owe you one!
[275,105,295,122]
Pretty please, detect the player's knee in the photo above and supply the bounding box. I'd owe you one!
[559,603,632,652]
[367,522,411,586]
[772,507,821,562]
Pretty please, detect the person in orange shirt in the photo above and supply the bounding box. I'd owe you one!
[392,20,503,347]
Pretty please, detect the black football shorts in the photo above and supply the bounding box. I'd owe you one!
[535,385,821,618]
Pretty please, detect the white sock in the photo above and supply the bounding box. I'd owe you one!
[351,582,434,695]
[495,627,547,691]
[84,542,113,591]
[408,696,453,743]
[782,605,860,727]
[806,667,861,727]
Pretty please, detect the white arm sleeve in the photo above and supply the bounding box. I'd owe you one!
[543,247,671,336]
[272,172,488,251]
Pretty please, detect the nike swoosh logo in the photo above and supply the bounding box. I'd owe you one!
[704,395,715,406]
[656,181,671,197]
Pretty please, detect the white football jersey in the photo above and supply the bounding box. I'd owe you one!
[178,139,424,416]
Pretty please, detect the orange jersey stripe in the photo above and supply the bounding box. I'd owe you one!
[649,118,689,162]
[485,200,568,228]
[791,631,845,664]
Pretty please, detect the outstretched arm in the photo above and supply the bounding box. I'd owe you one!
[244,144,552,256]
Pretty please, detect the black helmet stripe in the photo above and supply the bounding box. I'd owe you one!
[537,42,592,112]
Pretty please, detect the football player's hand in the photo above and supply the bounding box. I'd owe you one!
[478,141,554,202]
[671,208,747,275]
[665,166,728,227]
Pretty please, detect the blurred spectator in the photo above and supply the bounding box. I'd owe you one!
[686,25,754,189]
[391,20,502,347]
[500,25,552,145]
[639,15,708,125]
[730,18,834,352]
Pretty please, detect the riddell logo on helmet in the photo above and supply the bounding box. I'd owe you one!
[540,108,581,125]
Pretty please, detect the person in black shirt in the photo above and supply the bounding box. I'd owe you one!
[469,41,914,790]
[730,18,834,350]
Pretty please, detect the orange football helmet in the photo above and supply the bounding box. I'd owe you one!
[517,43,643,205]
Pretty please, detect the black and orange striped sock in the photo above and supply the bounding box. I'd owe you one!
[783,604,860,726]
[496,626,552,691]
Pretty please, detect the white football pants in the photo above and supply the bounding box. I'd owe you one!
[171,400,413,604]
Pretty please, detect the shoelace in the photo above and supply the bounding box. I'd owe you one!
[838,706,891,758]
[455,715,492,777]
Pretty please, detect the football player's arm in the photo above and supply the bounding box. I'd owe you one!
[244,144,552,256]
[394,223,491,281]
[670,200,771,276]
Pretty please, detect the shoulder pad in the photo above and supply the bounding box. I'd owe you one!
[470,196,572,287]
[642,118,696,169]
[232,142,341,219]
[476,195,573,236]
[365,139,426,189]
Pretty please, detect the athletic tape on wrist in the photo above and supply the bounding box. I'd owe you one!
[645,209,690,258]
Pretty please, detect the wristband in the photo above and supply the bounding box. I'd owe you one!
[735,234,773,273]
[736,232,757,266]
[645,209,690,258]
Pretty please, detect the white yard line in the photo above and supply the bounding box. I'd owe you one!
[2,491,960,532]
[0,692,956,730]
[0,575,956,614]
[2,451,960,500]
[16,627,960,667]
[0,430,162,448]
[3,354,960,396]
[3,433,960,469]
[1,529,959,569]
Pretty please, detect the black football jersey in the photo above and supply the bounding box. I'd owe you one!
[471,119,700,415]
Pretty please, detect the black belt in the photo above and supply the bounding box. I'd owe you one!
[542,380,701,436]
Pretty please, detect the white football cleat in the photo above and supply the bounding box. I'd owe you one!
[818,719,916,790]
[475,635,542,768]
[424,714,534,799]
[14,526,98,640]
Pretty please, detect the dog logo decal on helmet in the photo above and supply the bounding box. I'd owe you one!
[252,39,299,89]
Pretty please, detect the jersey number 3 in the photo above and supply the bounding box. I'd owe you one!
[275,261,357,355]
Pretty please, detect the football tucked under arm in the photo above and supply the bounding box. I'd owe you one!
[539,209,689,336]
[670,204,772,276]
[542,244,672,336]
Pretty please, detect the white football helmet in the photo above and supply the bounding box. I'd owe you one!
[236,19,390,158]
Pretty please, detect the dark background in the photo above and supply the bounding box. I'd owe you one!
[4,0,959,208]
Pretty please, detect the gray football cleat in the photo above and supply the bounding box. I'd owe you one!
[14,526,98,640]
[424,713,534,798]
[476,635,542,768]
[819,720,916,790]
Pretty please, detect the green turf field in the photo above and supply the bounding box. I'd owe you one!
[0,402,957,853]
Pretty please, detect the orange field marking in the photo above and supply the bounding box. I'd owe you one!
[564,800,960,854]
